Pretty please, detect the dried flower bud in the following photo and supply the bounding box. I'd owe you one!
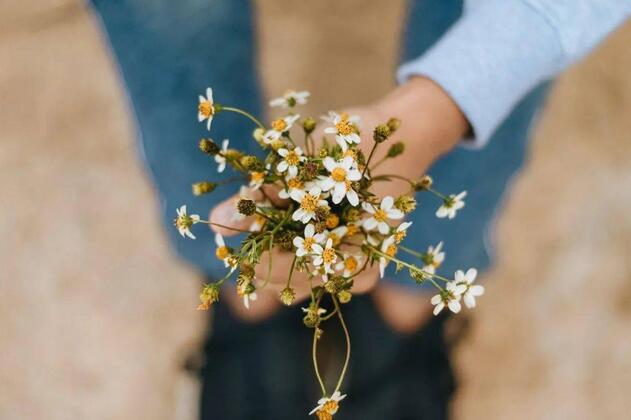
[300,161,319,181]
[197,283,221,310]
[302,117,316,134]
[239,263,255,281]
[279,287,296,306]
[199,138,219,156]
[275,230,295,252]
[253,127,265,143]
[386,142,405,158]
[414,175,433,191]
[386,117,401,133]
[345,208,361,223]
[410,269,427,284]
[325,214,339,229]
[315,206,330,221]
[223,149,243,161]
[324,279,339,294]
[373,124,391,143]
[314,221,327,234]
[394,195,417,213]
[240,155,263,171]
[237,199,256,216]
[337,290,352,304]
[192,181,217,196]
[303,308,320,328]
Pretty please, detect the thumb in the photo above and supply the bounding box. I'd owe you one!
[209,194,253,237]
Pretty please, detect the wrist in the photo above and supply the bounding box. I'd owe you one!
[374,77,469,157]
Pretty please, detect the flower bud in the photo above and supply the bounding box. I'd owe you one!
[337,290,352,304]
[373,124,391,143]
[314,221,327,234]
[345,208,361,223]
[279,287,296,306]
[414,175,433,191]
[253,127,265,142]
[300,162,319,181]
[410,269,427,284]
[275,230,295,252]
[237,199,256,216]
[199,138,220,155]
[223,149,243,161]
[302,117,317,134]
[386,117,401,133]
[394,195,417,213]
[325,214,339,229]
[315,206,330,221]
[240,155,263,171]
[318,148,328,158]
[197,283,220,310]
[386,142,405,158]
[239,263,255,281]
[192,181,217,196]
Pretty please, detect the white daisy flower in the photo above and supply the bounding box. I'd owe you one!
[214,233,235,271]
[276,147,306,178]
[318,156,362,206]
[197,87,215,130]
[431,281,467,315]
[290,186,328,223]
[214,139,229,173]
[392,221,412,244]
[263,114,300,144]
[436,191,467,219]
[378,235,397,278]
[278,176,307,200]
[362,196,404,235]
[269,90,310,108]
[312,238,338,279]
[174,205,200,239]
[292,224,326,257]
[309,391,347,416]
[323,111,361,151]
[454,268,484,308]
[249,170,266,190]
[335,253,363,278]
[421,241,445,275]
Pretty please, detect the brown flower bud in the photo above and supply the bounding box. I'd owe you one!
[386,142,405,158]
[300,161,319,181]
[192,181,217,196]
[314,221,327,234]
[325,214,339,229]
[315,206,330,221]
[386,117,401,133]
[240,155,263,171]
[373,124,391,143]
[237,199,256,216]
[279,287,296,306]
[199,138,220,155]
[414,175,433,191]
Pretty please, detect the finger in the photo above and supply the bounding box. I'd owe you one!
[371,282,434,334]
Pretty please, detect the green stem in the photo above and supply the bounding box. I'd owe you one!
[371,174,414,185]
[368,245,451,285]
[221,106,265,128]
[200,220,252,234]
[361,142,379,179]
[333,296,351,393]
[285,255,297,288]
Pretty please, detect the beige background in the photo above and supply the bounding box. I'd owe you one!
[1,1,630,419]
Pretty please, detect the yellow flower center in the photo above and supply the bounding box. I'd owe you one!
[346,223,358,236]
[300,193,319,212]
[329,233,341,246]
[374,208,388,222]
[322,248,337,264]
[386,244,397,257]
[251,172,265,183]
[270,139,284,150]
[287,178,304,189]
[335,119,354,136]
[331,167,347,182]
[343,149,356,160]
[394,230,406,243]
[325,214,339,229]
[344,256,358,272]
[316,410,333,420]
[198,101,213,117]
[285,151,300,165]
[271,118,288,132]
[215,246,230,260]
[175,215,192,230]
[323,400,339,413]
[303,237,315,252]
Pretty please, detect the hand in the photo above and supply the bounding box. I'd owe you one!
[211,77,469,330]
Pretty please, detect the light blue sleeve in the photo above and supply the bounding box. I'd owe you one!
[397,0,631,147]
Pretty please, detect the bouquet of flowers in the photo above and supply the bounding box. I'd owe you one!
[174,87,484,418]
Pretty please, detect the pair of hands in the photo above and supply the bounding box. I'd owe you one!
[212,77,468,333]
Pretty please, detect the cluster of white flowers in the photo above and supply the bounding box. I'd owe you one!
[431,268,485,315]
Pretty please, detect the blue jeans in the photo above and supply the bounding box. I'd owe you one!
[90,0,548,418]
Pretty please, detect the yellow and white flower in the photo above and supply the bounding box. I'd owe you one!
[214,139,230,173]
[319,156,362,206]
[431,281,467,315]
[378,235,397,278]
[277,147,306,178]
[323,111,361,151]
[392,221,412,243]
[421,241,445,274]
[312,238,338,279]
[278,176,307,200]
[263,114,300,144]
[436,191,467,219]
[309,391,347,416]
[454,268,484,308]
[290,186,328,223]
[174,205,200,239]
[249,170,266,190]
[293,224,326,257]
[269,90,310,108]
[336,253,362,278]
[214,233,237,273]
[197,87,215,130]
[362,196,404,235]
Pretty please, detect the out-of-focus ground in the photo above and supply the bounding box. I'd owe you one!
[1,1,630,419]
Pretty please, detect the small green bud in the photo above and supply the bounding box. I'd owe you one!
[237,199,257,216]
[302,117,317,134]
[253,128,265,143]
[192,181,217,196]
[386,117,401,133]
[373,124,391,143]
[240,155,263,171]
[279,287,296,306]
[394,195,417,213]
[318,148,329,158]
[199,138,220,156]
[413,175,433,191]
[386,142,405,158]
[410,269,427,284]
[345,208,361,223]
[337,290,352,304]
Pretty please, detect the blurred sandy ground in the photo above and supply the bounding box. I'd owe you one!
[1,1,630,419]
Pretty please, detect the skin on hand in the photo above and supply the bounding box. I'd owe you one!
[210,76,469,330]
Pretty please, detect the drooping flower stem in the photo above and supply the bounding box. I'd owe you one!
[220,106,265,128]
[333,296,351,393]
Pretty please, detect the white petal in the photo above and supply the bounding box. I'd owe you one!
[293,237,305,247]
[323,157,337,172]
[433,302,445,316]
[319,177,335,191]
[346,189,359,206]
[305,224,315,237]
[430,294,442,305]
[381,196,394,210]
[347,169,362,181]
[206,87,213,102]
[215,234,225,247]
[377,222,390,235]
[292,208,305,221]
[387,209,404,220]
[363,218,378,231]
[448,300,461,313]
[277,161,288,172]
